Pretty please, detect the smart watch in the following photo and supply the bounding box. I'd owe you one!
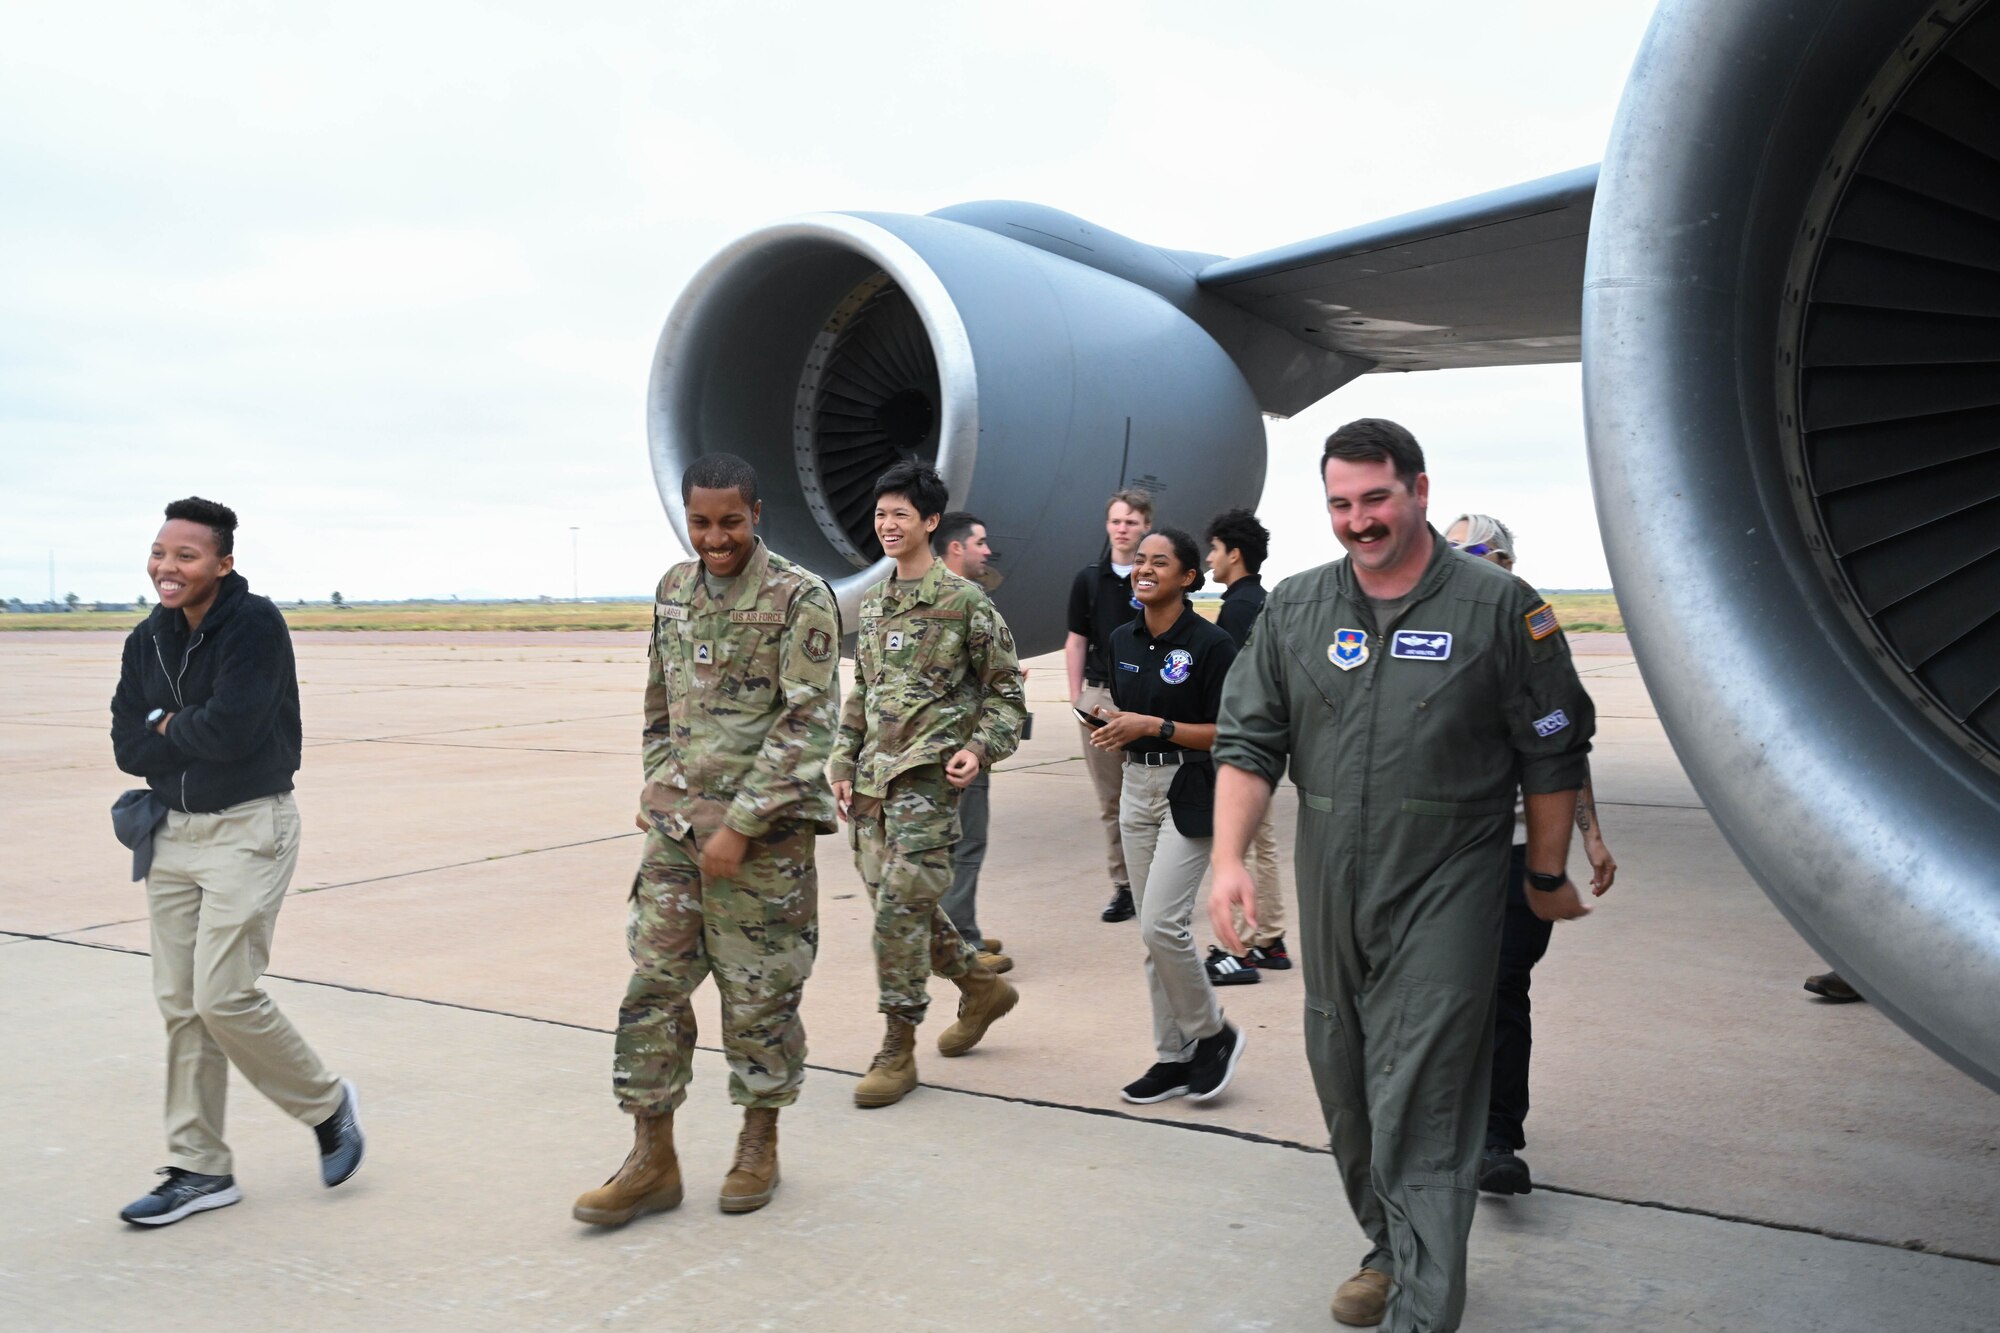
[1158,718,1177,742]
[146,707,166,727]
[1525,869,1568,893]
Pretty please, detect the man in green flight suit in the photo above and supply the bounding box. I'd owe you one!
[1209,419,1597,1331]
[575,452,840,1226]
[830,460,1028,1108]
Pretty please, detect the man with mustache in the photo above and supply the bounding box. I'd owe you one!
[576,452,840,1224]
[1209,419,1597,1330]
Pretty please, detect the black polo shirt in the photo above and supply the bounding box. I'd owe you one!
[1067,559,1140,685]
[1107,604,1238,757]
[1215,574,1265,649]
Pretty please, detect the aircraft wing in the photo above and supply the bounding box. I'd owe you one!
[1197,165,1598,372]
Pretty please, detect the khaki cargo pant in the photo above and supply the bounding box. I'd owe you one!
[1233,804,1287,949]
[146,793,343,1177]
[1120,761,1225,1061]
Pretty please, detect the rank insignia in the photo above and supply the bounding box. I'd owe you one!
[694,643,713,665]
[1330,628,1368,671]
[1525,602,1560,641]
[887,630,904,652]
[804,627,833,663]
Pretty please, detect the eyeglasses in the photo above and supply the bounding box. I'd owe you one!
[1452,541,1502,557]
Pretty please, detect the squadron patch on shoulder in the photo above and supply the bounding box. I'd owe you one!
[1160,648,1194,684]
[1330,628,1368,672]
[803,627,833,663]
[1525,602,1561,641]
[1391,630,1452,661]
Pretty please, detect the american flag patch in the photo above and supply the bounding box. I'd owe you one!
[1525,602,1560,641]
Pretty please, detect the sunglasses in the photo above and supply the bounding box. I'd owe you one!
[1453,541,1503,557]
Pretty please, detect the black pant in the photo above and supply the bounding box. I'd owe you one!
[1487,843,1553,1151]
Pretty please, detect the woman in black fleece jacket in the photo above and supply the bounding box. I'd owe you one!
[106,496,363,1228]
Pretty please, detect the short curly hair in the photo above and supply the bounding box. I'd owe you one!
[163,496,238,557]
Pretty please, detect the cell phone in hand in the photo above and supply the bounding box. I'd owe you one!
[1074,706,1108,729]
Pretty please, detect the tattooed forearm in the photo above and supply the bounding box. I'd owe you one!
[1576,781,1598,836]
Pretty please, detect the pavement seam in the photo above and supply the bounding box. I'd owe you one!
[13,931,1995,1271]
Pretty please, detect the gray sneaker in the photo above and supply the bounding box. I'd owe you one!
[120,1168,242,1227]
[313,1078,366,1186]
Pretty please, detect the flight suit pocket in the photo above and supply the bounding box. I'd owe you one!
[1393,976,1489,1148]
[917,617,967,676]
[1304,996,1363,1116]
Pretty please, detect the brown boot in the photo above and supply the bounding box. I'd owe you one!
[572,1109,683,1226]
[853,1016,919,1107]
[937,967,1018,1057]
[1331,1267,1392,1326]
[718,1107,781,1213]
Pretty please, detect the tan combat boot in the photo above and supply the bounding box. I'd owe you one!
[1331,1267,1392,1326]
[718,1107,780,1213]
[853,1016,919,1107]
[572,1109,684,1226]
[936,967,1019,1057]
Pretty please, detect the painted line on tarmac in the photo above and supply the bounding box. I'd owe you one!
[16,930,1997,1271]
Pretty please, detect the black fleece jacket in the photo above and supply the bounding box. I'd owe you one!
[110,571,302,813]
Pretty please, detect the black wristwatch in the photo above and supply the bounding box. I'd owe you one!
[146,707,166,727]
[1525,869,1568,893]
[1158,718,1177,742]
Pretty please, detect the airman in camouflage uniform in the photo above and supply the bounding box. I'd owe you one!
[576,455,839,1226]
[829,462,1028,1107]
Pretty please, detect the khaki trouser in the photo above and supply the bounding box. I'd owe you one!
[1076,682,1129,890]
[1233,804,1287,948]
[1119,762,1223,1062]
[146,793,342,1176]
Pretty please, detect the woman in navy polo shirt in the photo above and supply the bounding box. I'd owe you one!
[1089,528,1246,1105]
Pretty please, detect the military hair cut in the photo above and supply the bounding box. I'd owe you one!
[163,496,239,557]
[1322,418,1426,491]
[873,459,949,520]
[1203,507,1270,574]
[931,510,983,556]
[681,452,760,507]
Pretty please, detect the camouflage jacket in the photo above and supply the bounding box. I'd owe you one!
[829,558,1026,797]
[643,540,841,839]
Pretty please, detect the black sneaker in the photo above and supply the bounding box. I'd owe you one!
[1100,887,1135,923]
[1120,1061,1194,1104]
[313,1078,365,1187]
[1186,1021,1246,1102]
[1204,946,1262,986]
[1247,938,1293,970]
[119,1168,242,1227]
[1479,1145,1533,1195]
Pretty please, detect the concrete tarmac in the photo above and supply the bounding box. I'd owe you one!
[3,631,1997,1330]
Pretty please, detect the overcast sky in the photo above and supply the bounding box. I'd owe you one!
[2,0,1656,604]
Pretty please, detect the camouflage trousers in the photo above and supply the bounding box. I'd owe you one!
[614,821,818,1112]
[851,766,980,1023]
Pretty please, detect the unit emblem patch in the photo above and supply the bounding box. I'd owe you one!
[1525,602,1561,641]
[1391,630,1453,661]
[1160,648,1194,684]
[1330,628,1368,671]
[804,627,833,663]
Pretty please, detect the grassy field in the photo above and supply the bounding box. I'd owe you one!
[2,591,1626,634]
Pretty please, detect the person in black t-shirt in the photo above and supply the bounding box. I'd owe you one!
[1201,509,1290,985]
[1088,527,1246,1106]
[1065,489,1152,924]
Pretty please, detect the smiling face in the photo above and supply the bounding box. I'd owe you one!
[684,484,761,580]
[1324,455,1430,587]
[1105,501,1147,564]
[874,491,938,567]
[148,519,232,619]
[1131,533,1195,610]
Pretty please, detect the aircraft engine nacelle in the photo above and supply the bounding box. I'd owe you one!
[1587,0,2000,1090]
[647,209,1270,648]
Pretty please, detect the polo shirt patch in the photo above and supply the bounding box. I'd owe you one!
[1117,660,1142,672]
[1391,630,1452,661]
[1160,648,1194,684]
[1525,602,1561,641]
[1533,708,1571,737]
[1330,628,1368,671]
